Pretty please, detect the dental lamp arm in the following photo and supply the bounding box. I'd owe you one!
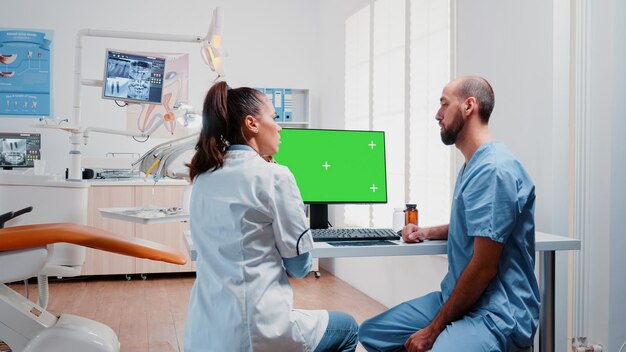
[83,119,165,140]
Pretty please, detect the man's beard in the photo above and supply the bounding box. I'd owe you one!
[440,112,464,145]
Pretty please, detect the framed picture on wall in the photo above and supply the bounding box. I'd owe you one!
[0,28,53,117]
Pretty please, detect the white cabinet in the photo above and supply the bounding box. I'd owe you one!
[281,88,310,126]
[83,184,194,276]
[256,87,310,126]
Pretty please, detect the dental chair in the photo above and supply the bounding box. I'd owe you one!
[0,211,187,352]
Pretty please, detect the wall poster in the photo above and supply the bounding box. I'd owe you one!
[0,28,53,117]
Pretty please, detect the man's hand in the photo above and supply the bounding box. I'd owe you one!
[402,224,449,242]
[404,325,441,352]
[402,224,428,242]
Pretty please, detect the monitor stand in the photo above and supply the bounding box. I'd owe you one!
[309,204,328,229]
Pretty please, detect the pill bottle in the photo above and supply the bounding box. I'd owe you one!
[392,208,405,232]
[405,204,418,226]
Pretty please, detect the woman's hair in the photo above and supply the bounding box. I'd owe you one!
[187,81,265,181]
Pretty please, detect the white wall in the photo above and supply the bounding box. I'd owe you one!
[587,0,626,350]
[0,0,321,175]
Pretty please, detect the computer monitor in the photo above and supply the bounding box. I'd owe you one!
[274,128,387,229]
[102,49,166,105]
[0,132,41,170]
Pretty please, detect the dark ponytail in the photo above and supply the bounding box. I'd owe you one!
[187,81,265,181]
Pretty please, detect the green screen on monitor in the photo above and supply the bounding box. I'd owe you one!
[274,128,387,203]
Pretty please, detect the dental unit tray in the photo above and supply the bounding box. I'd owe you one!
[99,206,189,224]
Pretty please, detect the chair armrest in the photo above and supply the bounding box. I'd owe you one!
[0,223,187,265]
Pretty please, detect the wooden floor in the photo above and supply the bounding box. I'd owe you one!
[8,270,386,351]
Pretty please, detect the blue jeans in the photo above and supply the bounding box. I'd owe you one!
[315,311,359,352]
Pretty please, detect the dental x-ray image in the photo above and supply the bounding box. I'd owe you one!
[105,57,131,99]
[128,61,152,100]
[0,138,27,166]
[103,50,165,104]
[104,59,152,101]
[107,57,130,77]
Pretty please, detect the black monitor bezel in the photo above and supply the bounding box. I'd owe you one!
[102,49,166,105]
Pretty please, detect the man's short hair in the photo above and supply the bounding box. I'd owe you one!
[456,77,495,123]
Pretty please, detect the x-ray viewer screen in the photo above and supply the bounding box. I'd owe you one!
[102,50,166,104]
[0,132,41,169]
[274,128,387,203]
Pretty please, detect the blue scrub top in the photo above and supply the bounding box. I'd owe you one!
[441,141,540,347]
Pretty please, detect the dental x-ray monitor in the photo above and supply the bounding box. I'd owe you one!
[102,50,166,105]
[273,128,388,229]
[0,132,41,170]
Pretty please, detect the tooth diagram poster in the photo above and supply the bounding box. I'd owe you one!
[0,29,53,117]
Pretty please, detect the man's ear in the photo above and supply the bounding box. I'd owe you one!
[244,115,259,133]
[463,97,477,117]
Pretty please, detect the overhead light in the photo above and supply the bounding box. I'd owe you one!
[201,7,226,79]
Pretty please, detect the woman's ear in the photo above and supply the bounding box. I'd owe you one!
[244,115,259,134]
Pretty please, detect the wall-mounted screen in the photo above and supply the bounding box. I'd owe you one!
[0,132,41,169]
[102,49,166,105]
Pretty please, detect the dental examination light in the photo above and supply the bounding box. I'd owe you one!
[201,7,226,81]
[37,7,225,180]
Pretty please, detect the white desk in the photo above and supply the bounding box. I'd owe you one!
[184,231,579,352]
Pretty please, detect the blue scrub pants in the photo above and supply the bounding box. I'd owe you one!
[359,292,511,352]
[315,311,359,352]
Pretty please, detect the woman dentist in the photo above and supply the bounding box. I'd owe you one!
[184,81,359,352]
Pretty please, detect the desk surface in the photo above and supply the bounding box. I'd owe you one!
[312,232,580,258]
[183,231,580,261]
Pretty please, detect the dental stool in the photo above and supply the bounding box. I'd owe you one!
[0,222,187,352]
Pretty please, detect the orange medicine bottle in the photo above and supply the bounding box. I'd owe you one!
[405,204,418,226]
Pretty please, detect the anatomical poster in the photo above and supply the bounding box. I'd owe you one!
[126,52,189,138]
[0,28,53,117]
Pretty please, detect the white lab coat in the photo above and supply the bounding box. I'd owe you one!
[184,148,328,352]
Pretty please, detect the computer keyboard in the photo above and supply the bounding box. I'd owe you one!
[311,228,400,242]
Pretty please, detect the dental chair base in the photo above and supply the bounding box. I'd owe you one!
[0,222,187,352]
[0,283,120,351]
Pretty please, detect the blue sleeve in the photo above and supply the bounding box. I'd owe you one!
[463,166,519,243]
[283,252,312,279]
